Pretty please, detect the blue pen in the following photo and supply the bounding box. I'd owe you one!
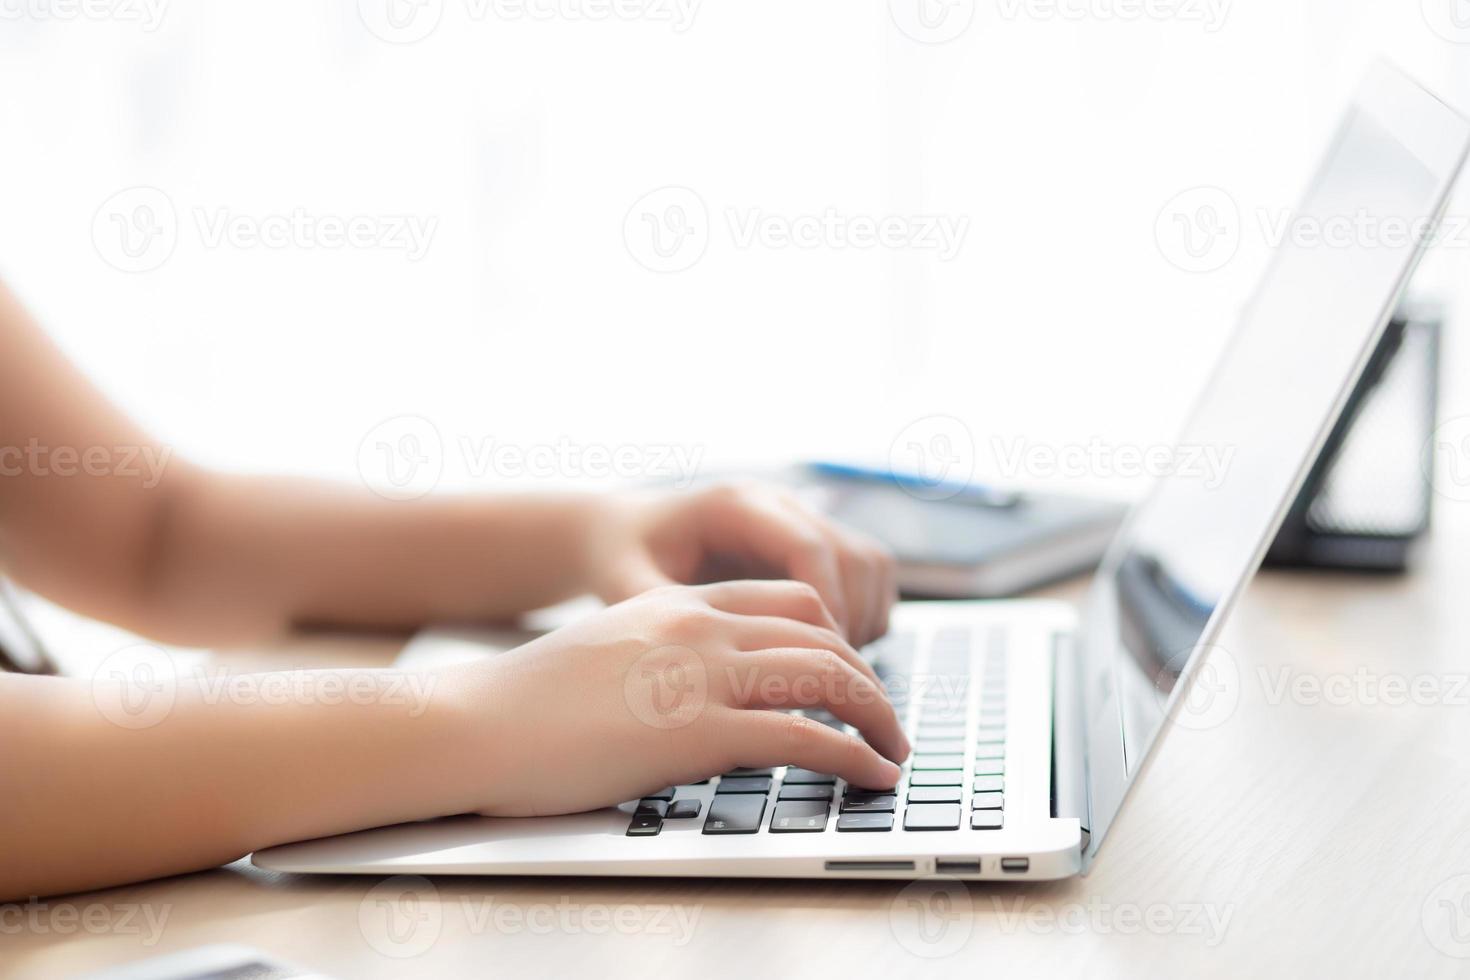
[806,461,1022,508]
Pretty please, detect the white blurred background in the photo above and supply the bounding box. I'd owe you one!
[2,0,1469,504]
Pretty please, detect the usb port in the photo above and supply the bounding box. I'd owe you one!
[935,859,982,875]
[1000,857,1030,873]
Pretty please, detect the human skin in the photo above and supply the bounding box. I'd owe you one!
[0,282,906,899]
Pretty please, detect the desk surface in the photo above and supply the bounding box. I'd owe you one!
[10,536,1470,980]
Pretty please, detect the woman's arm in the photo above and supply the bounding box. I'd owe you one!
[1,581,908,900]
[0,281,894,646]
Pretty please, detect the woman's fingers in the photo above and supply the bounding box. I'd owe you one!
[725,647,909,763]
[726,710,903,790]
[694,579,841,634]
[773,491,895,648]
[699,486,851,638]
[723,614,882,686]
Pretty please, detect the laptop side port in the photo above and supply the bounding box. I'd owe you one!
[1000,857,1030,873]
[824,860,917,872]
[935,859,982,875]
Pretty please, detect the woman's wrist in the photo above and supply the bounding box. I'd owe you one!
[558,491,635,601]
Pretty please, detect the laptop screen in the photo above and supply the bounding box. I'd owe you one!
[1078,64,1470,860]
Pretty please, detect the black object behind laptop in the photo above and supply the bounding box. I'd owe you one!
[1265,300,1441,571]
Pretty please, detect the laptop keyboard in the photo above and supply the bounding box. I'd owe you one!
[622,625,1007,837]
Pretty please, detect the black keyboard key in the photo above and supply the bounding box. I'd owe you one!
[716,776,773,794]
[779,783,834,802]
[783,768,837,785]
[973,776,1004,793]
[974,760,1004,776]
[626,814,662,836]
[703,794,766,834]
[971,792,1004,810]
[907,786,962,804]
[770,800,830,833]
[841,793,897,813]
[904,803,961,830]
[912,754,966,771]
[667,799,702,819]
[643,786,676,801]
[723,768,774,778]
[844,783,896,796]
[836,812,894,832]
[971,811,1003,830]
[635,799,670,818]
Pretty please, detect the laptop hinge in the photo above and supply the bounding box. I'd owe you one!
[1050,631,1091,849]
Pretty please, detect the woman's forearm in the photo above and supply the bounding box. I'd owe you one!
[129,470,607,644]
[0,666,485,901]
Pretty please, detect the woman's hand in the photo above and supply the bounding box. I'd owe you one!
[580,482,898,648]
[452,581,910,817]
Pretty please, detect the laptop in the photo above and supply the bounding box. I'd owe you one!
[254,63,1469,881]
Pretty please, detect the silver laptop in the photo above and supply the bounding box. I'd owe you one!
[254,64,1468,881]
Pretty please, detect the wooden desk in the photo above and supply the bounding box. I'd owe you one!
[9,535,1470,980]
